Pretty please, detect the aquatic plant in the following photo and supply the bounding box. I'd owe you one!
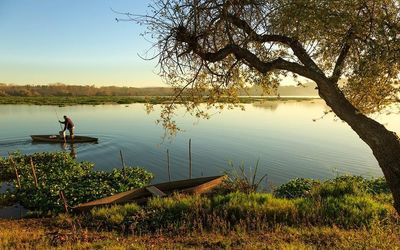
[0,152,153,214]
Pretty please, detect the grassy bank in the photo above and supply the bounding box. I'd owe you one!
[1,152,399,249]
[0,96,319,105]
[1,219,399,249]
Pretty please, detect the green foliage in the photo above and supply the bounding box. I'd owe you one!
[366,177,390,194]
[321,195,390,227]
[0,191,16,207]
[274,175,390,199]
[91,203,142,225]
[144,194,211,230]
[0,152,153,214]
[313,175,368,198]
[65,168,154,206]
[0,158,15,182]
[82,175,397,233]
[212,192,298,225]
[274,178,320,198]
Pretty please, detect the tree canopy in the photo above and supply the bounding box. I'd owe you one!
[127,0,400,214]
[130,0,400,125]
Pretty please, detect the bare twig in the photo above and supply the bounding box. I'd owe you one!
[30,157,38,188]
[9,155,21,188]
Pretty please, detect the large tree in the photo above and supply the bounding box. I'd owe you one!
[131,0,400,212]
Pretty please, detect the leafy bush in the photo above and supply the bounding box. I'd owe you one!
[0,191,16,207]
[366,177,390,194]
[274,176,390,199]
[274,178,320,198]
[0,152,153,214]
[312,176,369,198]
[0,158,15,182]
[319,195,391,227]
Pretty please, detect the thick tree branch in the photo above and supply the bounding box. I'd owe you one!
[330,28,354,83]
[175,25,324,82]
[225,14,324,74]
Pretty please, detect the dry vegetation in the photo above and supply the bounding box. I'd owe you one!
[1,218,400,249]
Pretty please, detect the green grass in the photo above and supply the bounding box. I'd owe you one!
[1,175,399,249]
[86,190,396,233]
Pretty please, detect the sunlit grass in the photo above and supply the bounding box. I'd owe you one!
[1,219,400,249]
[1,175,399,249]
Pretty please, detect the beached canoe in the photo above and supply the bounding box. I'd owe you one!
[73,175,226,211]
[31,135,98,143]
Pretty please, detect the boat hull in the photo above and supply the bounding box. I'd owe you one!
[31,135,98,143]
[73,175,226,211]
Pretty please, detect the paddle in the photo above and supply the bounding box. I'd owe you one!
[54,108,66,143]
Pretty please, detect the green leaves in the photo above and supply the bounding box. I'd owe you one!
[274,175,391,199]
[0,152,153,214]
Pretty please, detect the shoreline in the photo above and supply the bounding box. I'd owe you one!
[0,96,320,106]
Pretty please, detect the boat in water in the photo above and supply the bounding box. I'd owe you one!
[31,135,98,143]
[73,175,226,211]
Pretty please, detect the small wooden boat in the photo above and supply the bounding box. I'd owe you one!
[73,175,226,212]
[31,135,98,143]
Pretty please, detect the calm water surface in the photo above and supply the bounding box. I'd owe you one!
[1,100,399,186]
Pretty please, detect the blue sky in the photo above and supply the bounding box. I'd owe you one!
[0,0,163,87]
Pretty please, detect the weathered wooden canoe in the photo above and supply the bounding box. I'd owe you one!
[31,135,98,143]
[73,175,226,212]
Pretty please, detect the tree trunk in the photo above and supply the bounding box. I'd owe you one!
[316,77,400,213]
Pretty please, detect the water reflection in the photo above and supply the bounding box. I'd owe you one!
[252,101,279,111]
[61,143,77,159]
[1,102,398,186]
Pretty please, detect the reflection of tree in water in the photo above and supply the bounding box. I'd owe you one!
[252,101,279,111]
[253,99,326,112]
[60,143,77,159]
[253,101,279,111]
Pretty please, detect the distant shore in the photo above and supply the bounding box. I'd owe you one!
[0,96,320,106]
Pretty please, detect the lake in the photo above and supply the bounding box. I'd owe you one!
[1,100,399,187]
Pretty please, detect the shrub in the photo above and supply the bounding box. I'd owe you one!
[366,177,390,194]
[274,176,391,200]
[320,195,391,227]
[274,178,320,198]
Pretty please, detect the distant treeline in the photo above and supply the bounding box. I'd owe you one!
[0,83,318,97]
[0,83,174,97]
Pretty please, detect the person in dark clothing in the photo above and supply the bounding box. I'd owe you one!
[59,115,75,139]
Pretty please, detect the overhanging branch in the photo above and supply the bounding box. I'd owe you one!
[175,25,324,82]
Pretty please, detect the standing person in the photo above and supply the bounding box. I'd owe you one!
[59,115,75,139]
